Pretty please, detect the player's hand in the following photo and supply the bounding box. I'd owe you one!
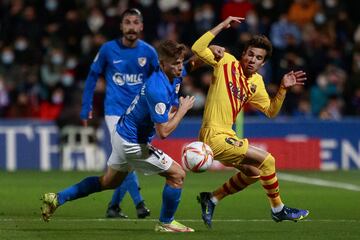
[168,106,178,119]
[281,70,307,88]
[82,111,93,127]
[221,16,245,29]
[179,96,195,112]
[209,45,225,62]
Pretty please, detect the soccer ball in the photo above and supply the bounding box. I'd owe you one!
[182,141,214,172]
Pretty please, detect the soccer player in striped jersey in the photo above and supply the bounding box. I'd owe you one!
[191,16,309,228]
[81,8,155,219]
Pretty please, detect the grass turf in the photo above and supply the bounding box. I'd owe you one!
[0,170,359,240]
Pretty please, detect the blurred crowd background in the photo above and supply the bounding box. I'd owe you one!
[1,0,360,125]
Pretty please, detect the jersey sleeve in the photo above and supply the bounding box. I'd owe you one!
[147,46,160,76]
[80,70,100,119]
[90,44,107,74]
[249,77,287,118]
[145,83,169,124]
[191,31,218,67]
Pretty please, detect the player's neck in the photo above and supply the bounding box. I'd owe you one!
[121,38,138,48]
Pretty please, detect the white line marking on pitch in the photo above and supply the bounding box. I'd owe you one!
[277,173,360,192]
[0,218,359,223]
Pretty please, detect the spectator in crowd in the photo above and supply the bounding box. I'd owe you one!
[0,0,360,118]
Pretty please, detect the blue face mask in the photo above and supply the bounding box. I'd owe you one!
[45,0,58,11]
[1,52,15,64]
[51,54,64,65]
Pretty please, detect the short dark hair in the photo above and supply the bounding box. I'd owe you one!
[156,40,186,61]
[243,35,273,61]
[120,8,143,22]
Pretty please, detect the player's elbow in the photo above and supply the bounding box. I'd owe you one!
[191,44,200,56]
[156,128,169,139]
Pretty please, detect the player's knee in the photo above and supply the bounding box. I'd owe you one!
[238,164,260,177]
[167,168,186,188]
[259,154,276,174]
[99,173,124,189]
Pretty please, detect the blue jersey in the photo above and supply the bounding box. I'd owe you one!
[116,67,185,144]
[81,39,159,117]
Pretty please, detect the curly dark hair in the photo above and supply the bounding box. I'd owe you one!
[243,35,273,61]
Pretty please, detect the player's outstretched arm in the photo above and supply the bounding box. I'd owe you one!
[186,45,225,71]
[261,70,307,118]
[192,17,244,66]
[155,96,195,139]
[209,16,245,36]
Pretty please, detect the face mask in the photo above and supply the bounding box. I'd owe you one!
[1,51,15,64]
[62,73,74,86]
[140,0,153,7]
[66,58,77,69]
[202,9,214,20]
[88,16,104,32]
[314,13,326,25]
[15,40,28,51]
[52,93,63,104]
[51,54,64,65]
[246,13,258,27]
[262,0,274,9]
[45,0,58,11]
[325,0,337,8]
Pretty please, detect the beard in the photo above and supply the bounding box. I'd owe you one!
[123,31,139,42]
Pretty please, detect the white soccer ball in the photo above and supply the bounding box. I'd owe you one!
[182,141,214,173]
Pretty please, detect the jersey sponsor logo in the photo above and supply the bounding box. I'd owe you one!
[138,57,147,67]
[155,102,166,115]
[228,82,248,102]
[225,137,244,147]
[113,59,123,64]
[112,73,143,86]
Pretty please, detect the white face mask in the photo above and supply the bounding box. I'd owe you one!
[88,15,105,33]
[314,13,326,25]
[66,58,77,69]
[62,73,74,86]
[1,51,15,64]
[262,0,274,9]
[51,53,64,65]
[325,0,337,8]
[15,40,28,51]
[45,0,58,11]
[246,13,258,27]
[52,93,63,104]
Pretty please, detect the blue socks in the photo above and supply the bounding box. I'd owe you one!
[159,184,182,223]
[109,171,143,207]
[57,176,101,205]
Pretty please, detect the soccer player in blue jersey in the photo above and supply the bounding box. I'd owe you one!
[41,39,196,232]
[80,8,154,219]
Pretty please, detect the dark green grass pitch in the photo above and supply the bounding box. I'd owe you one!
[0,170,359,240]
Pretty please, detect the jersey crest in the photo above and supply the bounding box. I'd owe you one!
[250,83,257,93]
[138,57,147,67]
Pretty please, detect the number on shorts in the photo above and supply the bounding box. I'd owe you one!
[148,145,164,159]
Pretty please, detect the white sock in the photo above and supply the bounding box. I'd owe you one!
[210,196,218,205]
[271,203,284,213]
